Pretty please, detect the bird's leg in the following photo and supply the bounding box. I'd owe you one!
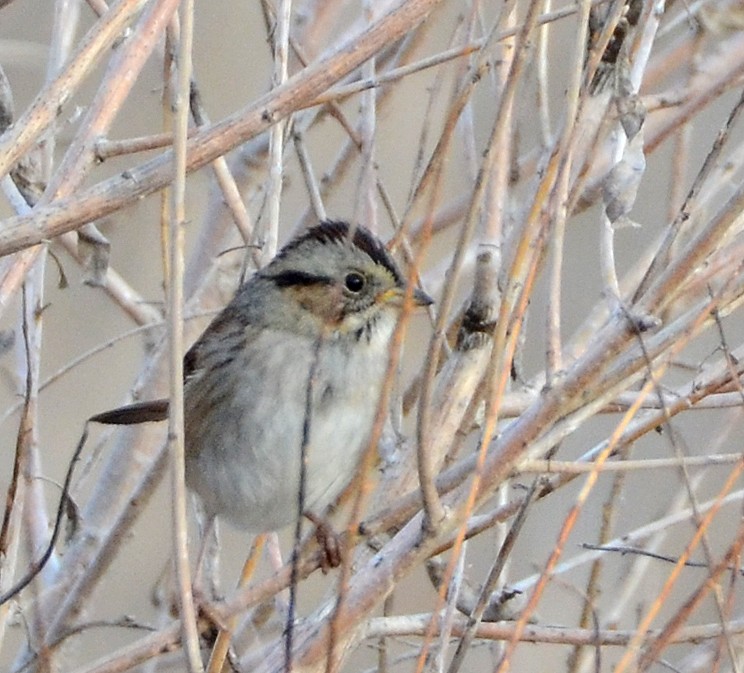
[304,511,344,572]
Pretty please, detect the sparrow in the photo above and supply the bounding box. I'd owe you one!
[92,220,432,534]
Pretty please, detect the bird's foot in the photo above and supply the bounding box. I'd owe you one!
[305,512,344,572]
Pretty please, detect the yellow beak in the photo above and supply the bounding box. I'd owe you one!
[380,286,434,307]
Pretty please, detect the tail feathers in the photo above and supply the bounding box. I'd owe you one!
[90,399,169,425]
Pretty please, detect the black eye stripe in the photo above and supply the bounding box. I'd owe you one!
[278,221,404,287]
[269,270,332,287]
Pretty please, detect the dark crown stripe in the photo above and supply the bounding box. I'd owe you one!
[280,221,403,285]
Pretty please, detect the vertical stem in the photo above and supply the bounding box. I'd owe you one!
[546,0,591,381]
[169,1,202,671]
[266,0,292,259]
[355,0,378,229]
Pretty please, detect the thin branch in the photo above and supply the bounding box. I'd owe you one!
[167,3,202,670]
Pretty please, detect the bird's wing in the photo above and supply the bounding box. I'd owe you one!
[91,293,253,426]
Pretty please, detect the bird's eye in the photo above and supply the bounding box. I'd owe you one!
[344,272,366,293]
